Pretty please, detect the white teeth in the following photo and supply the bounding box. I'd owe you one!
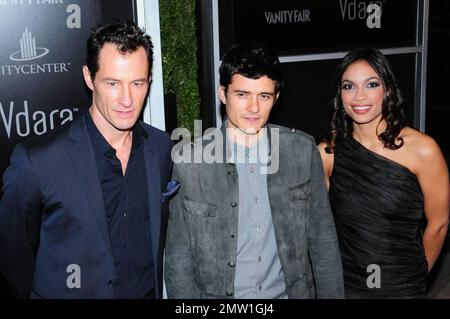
[353,106,370,110]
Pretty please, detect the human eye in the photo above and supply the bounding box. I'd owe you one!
[341,83,353,90]
[260,94,272,100]
[367,81,380,88]
[133,81,146,87]
[236,92,247,98]
[106,81,118,87]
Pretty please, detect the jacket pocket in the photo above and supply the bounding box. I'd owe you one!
[287,179,311,215]
[284,180,310,272]
[182,198,219,291]
[288,179,311,201]
[183,198,217,217]
[182,197,217,258]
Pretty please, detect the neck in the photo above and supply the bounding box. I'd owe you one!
[227,127,264,148]
[352,118,387,148]
[89,107,133,151]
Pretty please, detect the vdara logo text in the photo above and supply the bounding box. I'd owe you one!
[0,100,77,138]
[339,0,383,29]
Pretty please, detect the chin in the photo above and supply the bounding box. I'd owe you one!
[351,118,378,125]
[114,121,136,131]
[241,127,261,135]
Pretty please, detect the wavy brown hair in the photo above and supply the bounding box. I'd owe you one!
[323,48,405,153]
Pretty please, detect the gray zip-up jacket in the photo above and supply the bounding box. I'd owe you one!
[165,124,344,299]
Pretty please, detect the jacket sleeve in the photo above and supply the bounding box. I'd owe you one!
[164,162,202,298]
[308,142,345,298]
[0,144,42,298]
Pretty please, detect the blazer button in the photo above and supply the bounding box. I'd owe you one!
[230,202,237,207]
[230,232,236,238]
[226,291,233,297]
[228,261,235,267]
[108,280,118,288]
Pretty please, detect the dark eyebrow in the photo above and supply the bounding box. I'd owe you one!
[101,77,148,82]
[102,77,119,82]
[233,89,275,95]
[342,76,380,83]
[365,76,381,82]
[132,78,149,82]
[259,91,275,96]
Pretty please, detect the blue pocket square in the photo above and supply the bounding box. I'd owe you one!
[161,180,181,203]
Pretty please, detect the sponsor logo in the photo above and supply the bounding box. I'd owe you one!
[9,28,49,62]
[1,27,71,76]
[0,63,70,75]
[339,0,382,29]
[264,9,311,24]
[0,100,78,138]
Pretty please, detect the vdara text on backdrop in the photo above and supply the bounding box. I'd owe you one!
[0,100,76,139]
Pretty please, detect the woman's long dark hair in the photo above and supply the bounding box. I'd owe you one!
[323,48,405,153]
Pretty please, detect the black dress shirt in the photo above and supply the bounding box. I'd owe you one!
[85,111,154,298]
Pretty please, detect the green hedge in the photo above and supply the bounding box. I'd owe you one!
[159,0,200,133]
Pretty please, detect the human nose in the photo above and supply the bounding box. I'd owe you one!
[247,96,260,114]
[118,85,132,107]
[354,87,367,101]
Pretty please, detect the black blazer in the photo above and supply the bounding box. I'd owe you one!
[0,114,172,298]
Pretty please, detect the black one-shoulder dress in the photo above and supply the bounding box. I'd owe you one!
[329,136,428,298]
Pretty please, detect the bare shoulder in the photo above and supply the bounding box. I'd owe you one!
[317,141,334,176]
[400,127,447,173]
[317,142,333,159]
[401,127,443,159]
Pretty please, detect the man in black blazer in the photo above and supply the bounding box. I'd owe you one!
[0,20,173,298]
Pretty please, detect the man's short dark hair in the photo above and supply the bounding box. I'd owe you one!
[86,20,153,79]
[219,41,284,94]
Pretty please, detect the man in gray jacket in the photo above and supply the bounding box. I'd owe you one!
[165,41,344,299]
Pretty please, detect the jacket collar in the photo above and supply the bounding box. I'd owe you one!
[218,119,274,163]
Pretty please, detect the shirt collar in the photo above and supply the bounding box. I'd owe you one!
[84,110,147,157]
[225,119,269,163]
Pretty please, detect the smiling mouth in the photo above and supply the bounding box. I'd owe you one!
[351,105,371,114]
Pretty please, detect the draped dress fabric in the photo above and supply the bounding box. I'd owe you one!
[329,136,428,298]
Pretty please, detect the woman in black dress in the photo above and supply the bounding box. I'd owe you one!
[319,48,449,298]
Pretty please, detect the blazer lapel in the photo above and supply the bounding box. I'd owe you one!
[67,115,112,255]
[143,141,161,266]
